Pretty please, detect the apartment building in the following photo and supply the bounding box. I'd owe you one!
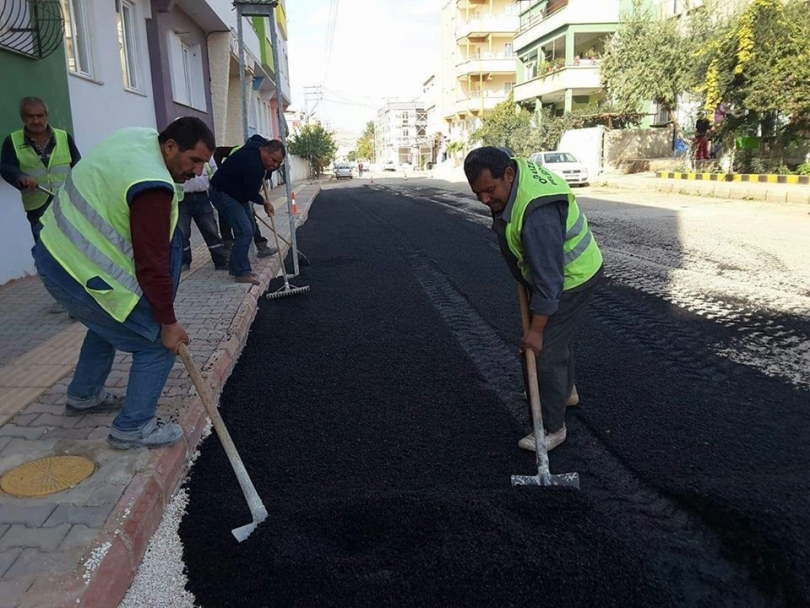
[438,0,520,143]
[374,101,432,168]
[512,0,641,115]
[0,0,293,284]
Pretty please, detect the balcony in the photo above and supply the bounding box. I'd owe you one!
[513,62,602,104]
[455,14,519,41]
[456,52,517,79]
[453,90,511,116]
[514,0,620,51]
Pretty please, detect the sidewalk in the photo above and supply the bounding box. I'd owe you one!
[0,182,320,608]
[600,172,810,205]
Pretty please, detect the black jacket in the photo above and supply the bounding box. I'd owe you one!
[210,135,268,204]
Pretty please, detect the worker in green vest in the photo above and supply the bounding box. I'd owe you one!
[464,146,603,453]
[0,96,82,238]
[32,117,215,449]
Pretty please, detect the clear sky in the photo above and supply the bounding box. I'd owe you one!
[286,0,440,134]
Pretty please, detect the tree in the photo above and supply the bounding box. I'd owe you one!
[600,0,728,141]
[346,150,357,162]
[701,0,810,169]
[470,92,536,156]
[287,123,338,176]
[355,121,375,160]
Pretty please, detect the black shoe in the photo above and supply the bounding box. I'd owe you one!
[214,264,229,270]
[257,246,277,258]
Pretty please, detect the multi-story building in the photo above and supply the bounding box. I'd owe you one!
[374,101,432,168]
[438,0,520,144]
[512,0,636,116]
[0,0,294,284]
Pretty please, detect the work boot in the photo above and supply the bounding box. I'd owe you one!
[107,419,184,450]
[518,426,567,452]
[256,242,277,258]
[234,274,260,285]
[48,302,66,314]
[65,391,125,416]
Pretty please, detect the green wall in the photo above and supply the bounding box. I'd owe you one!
[0,46,73,141]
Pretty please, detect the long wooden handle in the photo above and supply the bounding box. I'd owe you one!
[518,284,550,474]
[262,183,286,262]
[177,343,266,517]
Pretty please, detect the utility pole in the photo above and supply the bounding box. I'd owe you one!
[303,85,322,179]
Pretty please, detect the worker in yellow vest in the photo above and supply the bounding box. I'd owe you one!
[0,96,82,238]
[32,117,215,449]
[464,147,603,453]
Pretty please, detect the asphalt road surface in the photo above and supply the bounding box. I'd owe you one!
[179,180,810,608]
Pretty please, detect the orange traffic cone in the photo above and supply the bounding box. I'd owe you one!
[291,191,300,215]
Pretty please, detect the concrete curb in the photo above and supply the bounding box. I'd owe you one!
[16,185,321,608]
[601,176,810,205]
[656,171,810,185]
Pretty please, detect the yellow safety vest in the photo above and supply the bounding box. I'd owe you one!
[39,127,179,323]
[10,128,72,211]
[505,158,602,291]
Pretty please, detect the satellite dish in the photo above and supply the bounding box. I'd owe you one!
[0,0,64,60]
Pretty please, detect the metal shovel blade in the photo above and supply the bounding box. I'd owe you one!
[231,505,269,543]
[511,471,580,489]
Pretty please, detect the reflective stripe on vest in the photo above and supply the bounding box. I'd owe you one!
[39,127,179,323]
[10,128,72,211]
[221,145,242,163]
[505,158,602,291]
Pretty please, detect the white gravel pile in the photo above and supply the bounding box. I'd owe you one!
[120,421,211,608]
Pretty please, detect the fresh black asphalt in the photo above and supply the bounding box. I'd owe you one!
[180,183,810,608]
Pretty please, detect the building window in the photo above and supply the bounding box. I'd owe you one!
[117,1,140,91]
[168,31,206,110]
[61,0,92,76]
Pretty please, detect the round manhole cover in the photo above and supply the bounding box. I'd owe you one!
[0,455,95,498]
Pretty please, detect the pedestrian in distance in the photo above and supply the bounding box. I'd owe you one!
[695,111,712,162]
[209,136,285,285]
[0,96,82,239]
[32,117,216,449]
[214,140,278,262]
[464,146,604,452]
[178,154,229,272]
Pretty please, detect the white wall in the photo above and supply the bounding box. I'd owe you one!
[287,155,310,183]
[0,183,36,283]
[67,0,156,153]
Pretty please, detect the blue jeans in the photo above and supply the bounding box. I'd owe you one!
[178,192,228,267]
[37,274,176,432]
[33,231,183,433]
[209,189,253,277]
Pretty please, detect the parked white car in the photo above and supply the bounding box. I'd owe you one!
[383,160,397,172]
[528,151,589,186]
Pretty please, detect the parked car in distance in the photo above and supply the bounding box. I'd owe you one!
[528,151,589,186]
[383,160,397,172]
[335,164,353,180]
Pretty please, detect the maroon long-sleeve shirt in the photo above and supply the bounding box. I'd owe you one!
[130,189,176,325]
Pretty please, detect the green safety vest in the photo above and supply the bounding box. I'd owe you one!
[10,128,72,211]
[222,145,242,163]
[505,158,602,291]
[39,127,179,323]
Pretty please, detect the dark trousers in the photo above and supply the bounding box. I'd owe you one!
[522,274,601,433]
[209,189,254,277]
[220,210,267,247]
[178,192,228,268]
[26,202,51,241]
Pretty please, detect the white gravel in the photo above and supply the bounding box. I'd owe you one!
[119,421,211,608]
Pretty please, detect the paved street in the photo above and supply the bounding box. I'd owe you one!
[165,177,809,607]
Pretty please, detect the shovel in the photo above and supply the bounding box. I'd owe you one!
[178,343,268,541]
[511,284,580,489]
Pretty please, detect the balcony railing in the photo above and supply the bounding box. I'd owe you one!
[518,0,569,34]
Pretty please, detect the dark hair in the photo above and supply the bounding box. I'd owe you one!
[159,117,215,152]
[464,146,512,182]
[264,138,286,156]
[19,96,48,117]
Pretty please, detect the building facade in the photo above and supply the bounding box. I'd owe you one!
[512,0,635,115]
[438,0,520,144]
[374,101,432,168]
[0,0,294,284]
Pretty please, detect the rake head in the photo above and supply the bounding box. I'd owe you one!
[511,471,580,489]
[265,284,311,300]
[231,505,269,543]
